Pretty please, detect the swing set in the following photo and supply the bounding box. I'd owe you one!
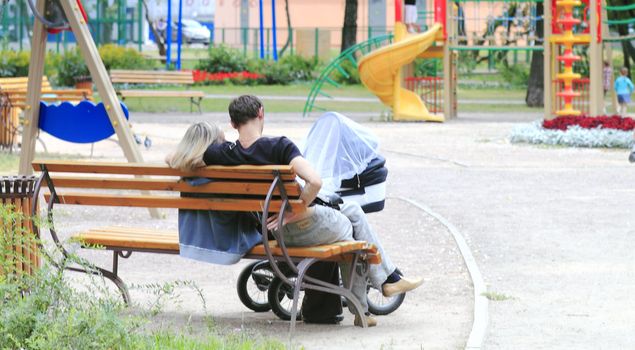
[16,0,143,173]
[18,0,159,217]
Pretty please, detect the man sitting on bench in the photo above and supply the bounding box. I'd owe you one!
[200,95,423,327]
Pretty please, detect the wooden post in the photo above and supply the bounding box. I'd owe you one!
[58,1,161,219]
[588,0,602,116]
[543,0,553,120]
[18,0,46,175]
[601,6,617,114]
[20,2,161,218]
[443,2,455,119]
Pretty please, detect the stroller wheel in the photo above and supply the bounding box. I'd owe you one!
[236,261,273,312]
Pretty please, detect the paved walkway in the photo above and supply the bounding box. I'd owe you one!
[35,111,634,349]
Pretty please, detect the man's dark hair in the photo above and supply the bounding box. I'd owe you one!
[228,95,263,127]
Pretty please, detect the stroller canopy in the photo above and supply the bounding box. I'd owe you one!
[303,112,380,193]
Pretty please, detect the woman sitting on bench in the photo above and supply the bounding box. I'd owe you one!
[168,97,423,327]
[166,122,262,265]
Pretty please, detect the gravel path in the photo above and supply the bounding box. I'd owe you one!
[32,110,634,349]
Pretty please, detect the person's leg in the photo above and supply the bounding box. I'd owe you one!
[339,201,396,289]
[620,103,627,117]
[280,206,369,315]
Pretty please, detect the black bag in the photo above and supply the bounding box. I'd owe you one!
[301,261,343,323]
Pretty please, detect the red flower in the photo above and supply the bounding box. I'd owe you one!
[542,115,635,131]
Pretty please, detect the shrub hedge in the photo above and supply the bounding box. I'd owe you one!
[195,45,320,85]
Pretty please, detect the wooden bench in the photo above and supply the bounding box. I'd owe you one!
[109,70,204,113]
[31,160,380,330]
[0,76,93,108]
[0,77,92,150]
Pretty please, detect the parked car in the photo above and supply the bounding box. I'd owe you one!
[163,19,210,45]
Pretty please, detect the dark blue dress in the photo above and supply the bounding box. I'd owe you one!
[178,178,261,265]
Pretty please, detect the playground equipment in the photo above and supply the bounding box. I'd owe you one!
[357,0,445,122]
[303,34,394,116]
[21,0,140,174]
[551,0,588,116]
[306,0,615,121]
[358,22,444,122]
[21,0,159,217]
[544,0,603,118]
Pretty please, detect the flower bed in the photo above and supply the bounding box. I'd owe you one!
[510,120,634,148]
[192,69,261,83]
[542,115,635,131]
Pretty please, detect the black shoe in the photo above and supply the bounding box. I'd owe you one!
[629,151,635,163]
[303,314,344,324]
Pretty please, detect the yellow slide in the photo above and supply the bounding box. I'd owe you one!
[358,23,444,122]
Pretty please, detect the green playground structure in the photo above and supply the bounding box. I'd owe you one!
[303,34,394,117]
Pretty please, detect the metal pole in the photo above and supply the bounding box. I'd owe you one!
[258,0,265,59]
[137,0,142,51]
[17,4,22,51]
[314,27,318,59]
[271,0,278,61]
[96,0,102,45]
[166,0,172,69]
[177,0,183,70]
[1,2,8,49]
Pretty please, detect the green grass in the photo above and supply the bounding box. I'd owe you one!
[104,81,535,114]
[481,291,513,301]
[457,87,526,101]
[143,333,286,350]
[0,153,19,174]
[123,94,387,114]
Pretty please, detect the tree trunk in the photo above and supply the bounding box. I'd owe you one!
[140,0,166,56]
[608,0,635,78]
[525,2,544,107]
[279,0,292,57]
[341,0,358,52]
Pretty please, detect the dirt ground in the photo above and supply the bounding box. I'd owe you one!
[33,110,634,349]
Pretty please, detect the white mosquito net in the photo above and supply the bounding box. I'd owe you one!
[302,112,380,193]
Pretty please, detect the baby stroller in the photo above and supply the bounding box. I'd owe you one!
[236,112,404,320]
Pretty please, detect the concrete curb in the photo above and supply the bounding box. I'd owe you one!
[390,196,489,350]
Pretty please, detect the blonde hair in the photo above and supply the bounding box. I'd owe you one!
[166,122,224,172]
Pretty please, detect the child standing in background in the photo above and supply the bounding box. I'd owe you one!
[404,0,420,33]
[615,67,634,117]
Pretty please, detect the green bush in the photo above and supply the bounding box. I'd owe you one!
[98,44,154,71]
[277,55,319,81]
[0,51,32,77]
[497,62,530,88]
[195,45,248,73]
[247,60,291,85]
[0,50,64,83]
[55,48,90,87]
[332,59,360,85]
[56,45,152,87]
[414,58,441,77]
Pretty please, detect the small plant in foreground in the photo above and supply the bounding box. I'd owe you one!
[0,205,286,349]
[481,291,512,301]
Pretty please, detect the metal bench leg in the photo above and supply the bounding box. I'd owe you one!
[190,97,202,114]
[289,258,315,334]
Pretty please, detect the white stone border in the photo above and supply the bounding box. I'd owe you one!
[390,196,489,350]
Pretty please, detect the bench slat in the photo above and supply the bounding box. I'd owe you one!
[111,69,193,75]
[46,192,306,212]
[33,160,297,180]
[75,226,380,261]
[112,79,194,84]
[118,90,204,98]
[47,176,302,197]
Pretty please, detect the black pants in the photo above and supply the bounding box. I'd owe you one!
[301,261,343,322]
